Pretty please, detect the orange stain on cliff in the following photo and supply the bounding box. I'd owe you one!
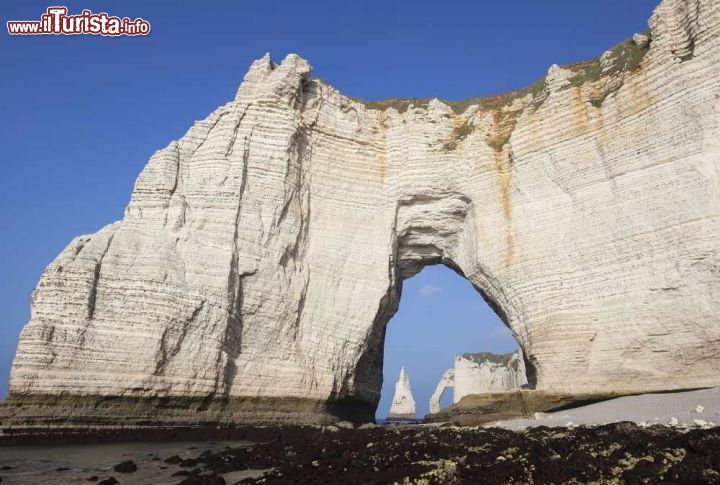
[626,66,655,122]
[572,87,591,135]
[493,148,515,264]
[488,105,516,265]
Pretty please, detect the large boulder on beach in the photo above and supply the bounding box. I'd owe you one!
[4,0,720,426]
[113,461,137,473]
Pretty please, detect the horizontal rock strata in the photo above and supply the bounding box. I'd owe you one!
[4,0,720,426]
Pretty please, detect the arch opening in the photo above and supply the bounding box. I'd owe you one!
[374,263,534,421]
[346,193,538,420]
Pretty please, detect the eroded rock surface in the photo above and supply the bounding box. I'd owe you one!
[5,0,720,425]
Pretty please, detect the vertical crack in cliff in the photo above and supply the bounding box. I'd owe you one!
[42,325,57,368]
[162,142,182,227]
[215,123,255,398]
[279,126,312,344]
[86,233,115,322]
[62,231,117,364]
[153,300,205,376]
[189,111,227,159]
[224,106,249,159]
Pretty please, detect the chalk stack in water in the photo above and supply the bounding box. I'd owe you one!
[387,368,416,422]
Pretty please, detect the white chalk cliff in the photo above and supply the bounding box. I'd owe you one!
[429,351,528,415]
[388,367,416,420]
[6,0,720,425]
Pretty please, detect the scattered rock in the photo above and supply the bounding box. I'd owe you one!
[0,467,11,471]
[86,477,99,482]
[98,478,118,485]
[696,405,705,413]
[545,63,573,91]
[177,473,226,485]
[335,421,354,429]
[669,417,679,426]
[113,460,137,473]
[358,423,376,429]
[56,467,70,471]
[164,455,183,464]
[694,419,709,428]
[64,423,719,483]
[632,32,650,48]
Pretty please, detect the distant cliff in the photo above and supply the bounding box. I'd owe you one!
[430,351,528,414]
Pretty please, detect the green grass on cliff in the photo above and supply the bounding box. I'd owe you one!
[353,31,651,115]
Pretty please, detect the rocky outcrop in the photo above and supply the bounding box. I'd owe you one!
[4,0,720,427]
[429,351,528,414]
[387,368,416,421]
[425,389,626,426]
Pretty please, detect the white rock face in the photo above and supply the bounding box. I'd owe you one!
[388,367,416,419]
[429,351,528,414]
[454,352,528,400]
[6,0,720,424]
[429,368,455,414]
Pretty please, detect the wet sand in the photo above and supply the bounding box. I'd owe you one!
[0,440,267,484]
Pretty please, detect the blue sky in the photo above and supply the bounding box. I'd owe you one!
[1,0,659,408]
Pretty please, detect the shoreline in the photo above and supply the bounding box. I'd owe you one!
[1,422,718,484]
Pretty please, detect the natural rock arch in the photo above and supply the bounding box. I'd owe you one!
[4,0,720,426]
[429,368,455,415]
[358,193,538,415]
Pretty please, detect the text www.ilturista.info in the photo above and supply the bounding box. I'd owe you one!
[7,7,150,36]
